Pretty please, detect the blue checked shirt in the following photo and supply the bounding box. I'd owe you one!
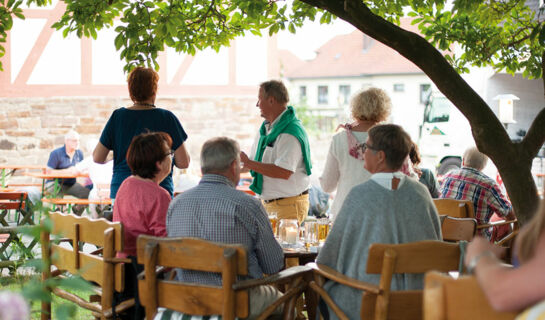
[166,174,284,286]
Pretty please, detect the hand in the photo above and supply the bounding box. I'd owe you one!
[465,236,505,266]
[240,151,250,171]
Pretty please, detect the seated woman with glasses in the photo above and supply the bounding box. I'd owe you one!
[113,131,174,320]
[316,124,442,320]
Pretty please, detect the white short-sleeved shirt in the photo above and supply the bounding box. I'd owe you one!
[250,118,310,201]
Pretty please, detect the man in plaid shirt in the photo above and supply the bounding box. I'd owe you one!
[440,147,516,239]
[167,137,284,319]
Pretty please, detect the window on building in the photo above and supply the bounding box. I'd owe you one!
[393,83,405,92]
[420,84,432,104]
[338,85,351,105]
[299,86,307,102]
[318,86,329,104]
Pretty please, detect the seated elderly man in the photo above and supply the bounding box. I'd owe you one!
[440,146,515,240]
[46,130,90,199]
[166,137,284,319]
[316,124,442,320]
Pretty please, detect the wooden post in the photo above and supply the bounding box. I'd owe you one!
[102,227,115,320]
[144,242,159,320]
[41,223,51,320]
[222,248,237,320]
[375,249,397,320]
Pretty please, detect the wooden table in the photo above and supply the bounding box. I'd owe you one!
[0,165,46,188]
[23,171,89,198]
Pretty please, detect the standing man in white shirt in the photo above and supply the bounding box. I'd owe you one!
[240,80,312,224]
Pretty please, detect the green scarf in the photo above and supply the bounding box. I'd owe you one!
[250,106,312,195]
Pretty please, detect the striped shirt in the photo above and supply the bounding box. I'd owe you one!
[440,167,513,237]
[166,174,283,286]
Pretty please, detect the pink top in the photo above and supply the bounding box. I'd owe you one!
[113,176,171,257]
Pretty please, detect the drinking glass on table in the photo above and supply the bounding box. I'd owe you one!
[318,218,331,243]
[304,220,319,247]
[268,211,278,237]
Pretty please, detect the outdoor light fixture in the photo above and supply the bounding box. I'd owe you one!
[493,94,518,129]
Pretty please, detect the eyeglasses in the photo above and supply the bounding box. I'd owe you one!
[165,150,175,160]
[359,142,377,153]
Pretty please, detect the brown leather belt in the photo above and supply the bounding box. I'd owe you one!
[263,189,309,204]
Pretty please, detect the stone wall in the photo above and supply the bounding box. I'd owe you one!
[0,96,332,184]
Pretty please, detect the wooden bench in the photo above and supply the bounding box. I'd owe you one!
[41,197,112,214]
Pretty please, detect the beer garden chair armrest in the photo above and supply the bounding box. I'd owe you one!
[476,219,518,229]
[307,262,381,294]
[232,265,312,291]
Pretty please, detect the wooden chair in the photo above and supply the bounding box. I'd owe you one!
[308,240,462,320]
[433,199,474,218]
[136,235,312,320]
[434,199,518,244]
[41,211,134,319]
[440,215,477,242]
[424,271,517,320]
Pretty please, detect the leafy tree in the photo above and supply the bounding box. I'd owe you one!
[1,0,544,223]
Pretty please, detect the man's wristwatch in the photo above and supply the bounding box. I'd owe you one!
[467,250,496,274]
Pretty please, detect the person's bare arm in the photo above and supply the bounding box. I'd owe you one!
[93,142,110,164]
[466,236,545,311]
[240,151,293,180]
[173,143,190,169]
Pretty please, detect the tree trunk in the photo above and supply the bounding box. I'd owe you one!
[302,0,545,224]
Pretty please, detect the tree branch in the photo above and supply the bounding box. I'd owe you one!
[304,0,513,158]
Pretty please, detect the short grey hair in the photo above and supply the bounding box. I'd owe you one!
[260,80,289,105]
[351,87,391,122]
[200,137,240,174]
[463,147,488,171]
[65,130,79,140]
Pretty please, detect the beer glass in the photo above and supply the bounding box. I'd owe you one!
[318,218,330,243]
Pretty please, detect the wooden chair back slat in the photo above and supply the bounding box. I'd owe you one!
[433,199,474,218]
[136,236,248,275]
[51,245,123,290]
[424,272,517,320]
[361,291,422,320]
[137,235,250,319]
[366,241,461,274]
[138,280,248,316]
[49,212,122,251]
[441,216,477,242]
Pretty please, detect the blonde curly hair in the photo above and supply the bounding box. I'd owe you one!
[350,87,391,122]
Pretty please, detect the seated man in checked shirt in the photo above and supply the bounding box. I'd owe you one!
[440,146,516,240]
[166,137,284,319]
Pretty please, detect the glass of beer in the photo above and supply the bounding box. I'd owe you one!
[318,218,330,243]
[268,212,278,237]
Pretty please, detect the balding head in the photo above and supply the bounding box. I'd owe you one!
[463,147,488,171]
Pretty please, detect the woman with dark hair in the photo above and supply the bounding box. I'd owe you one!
[409,143,439,198]
[112,131,173,320]
[93,67,190,200]
[316,124,441,319]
